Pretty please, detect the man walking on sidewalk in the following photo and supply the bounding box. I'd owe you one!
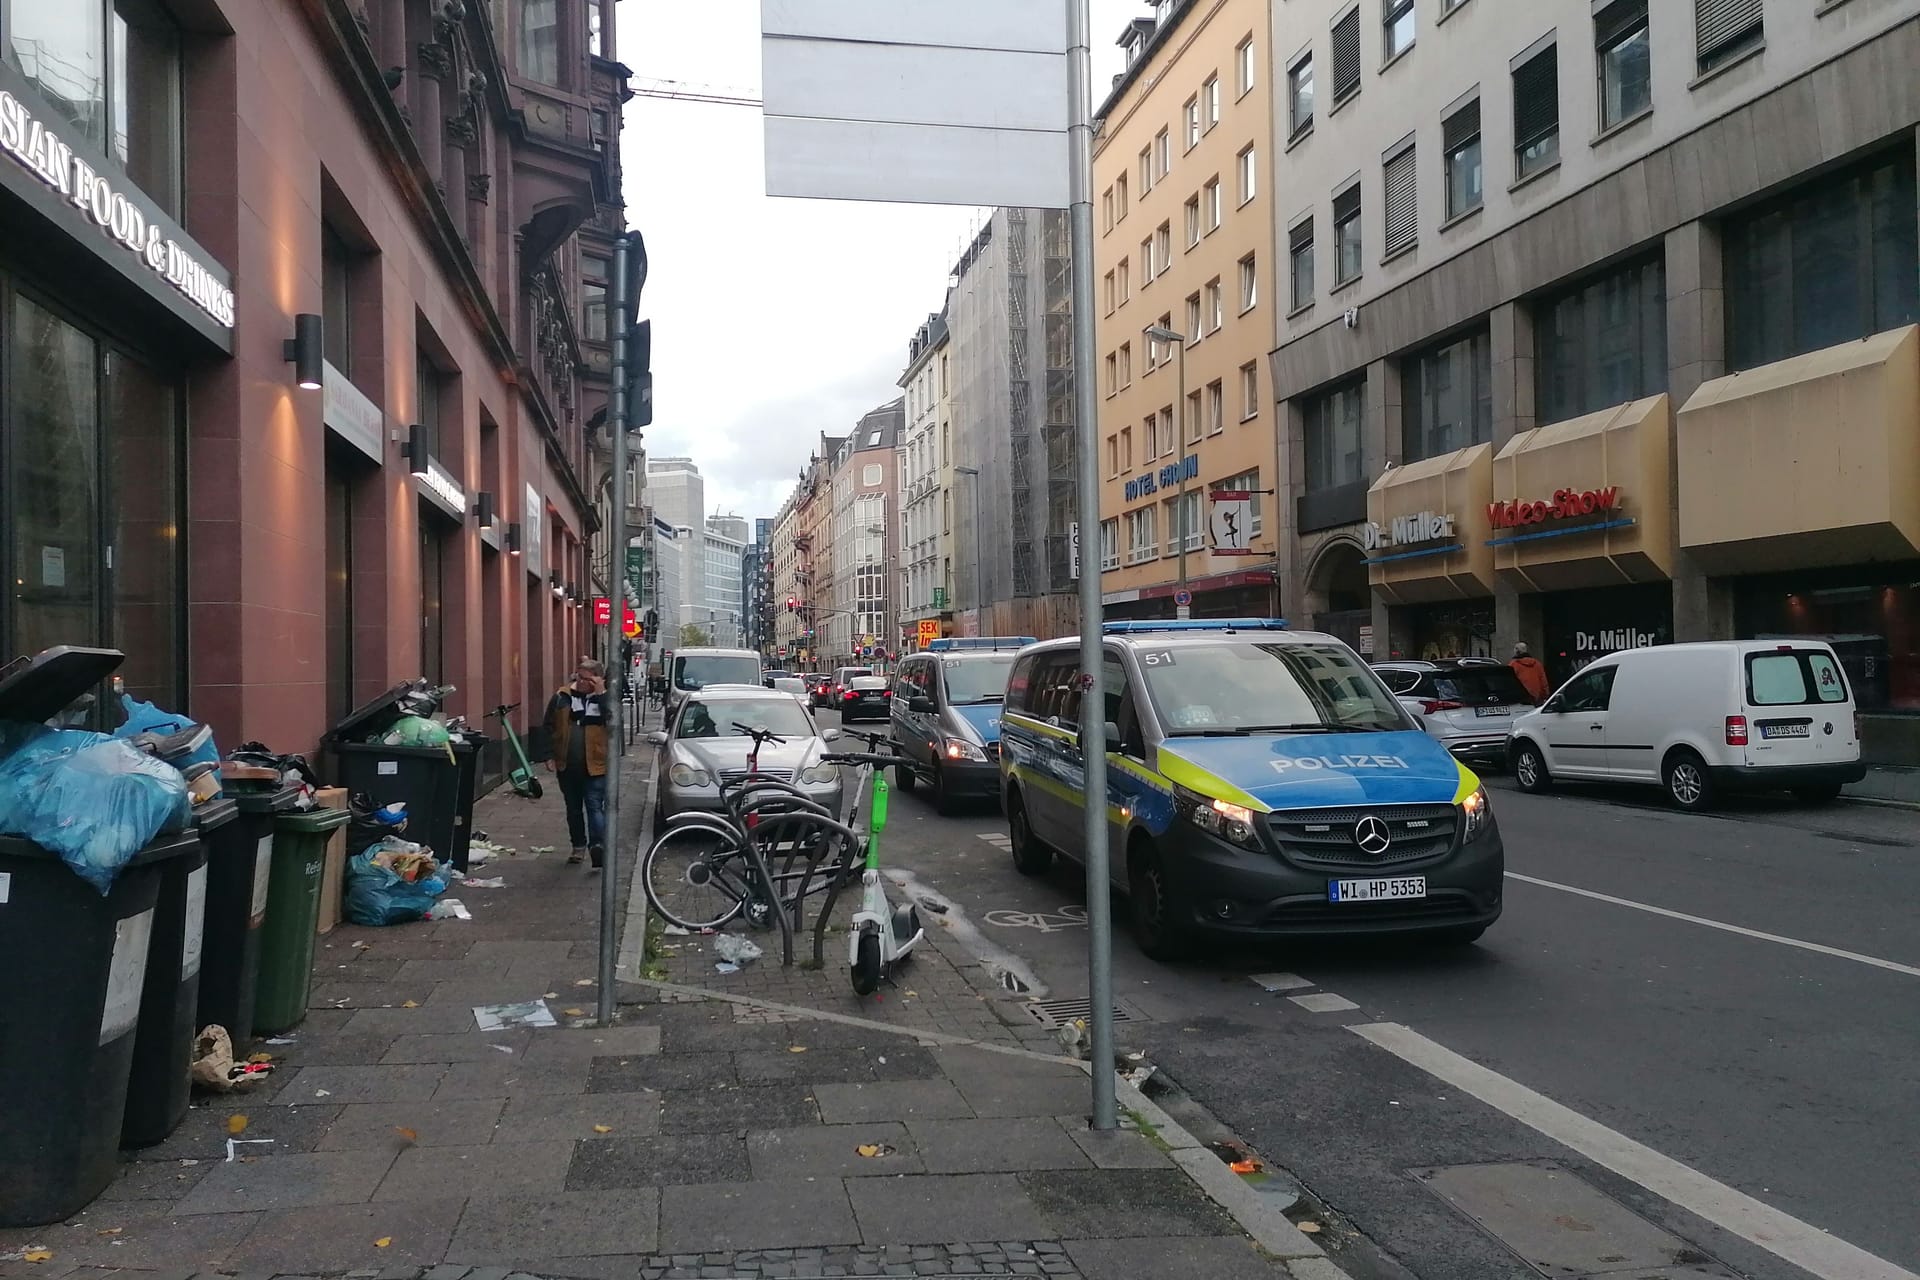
[1509,642,1551,704]
[545,658,610,867]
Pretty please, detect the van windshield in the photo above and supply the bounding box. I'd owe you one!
[673,655,761,691]
[942,654,1017,704]
[1140,642,1413,734]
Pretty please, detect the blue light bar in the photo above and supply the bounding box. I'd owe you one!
[1101,618,1289,634]
[926,636,1038,652]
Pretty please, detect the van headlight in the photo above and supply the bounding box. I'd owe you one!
[1173,783,1260,848]
[668,762,711,787]
[800,762,840,786]
[943,738,988,762]
[1460,785,1492,843]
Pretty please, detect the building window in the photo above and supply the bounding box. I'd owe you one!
[1333,185,1362,285]
[581,251,609,343]
[1204,178,1222,231]
[1119,341,1132,386]
[1104,353,1118,396]
[1141,237,1155,282]
[1383,143,1417,256]
[1166,490,1202,553]
[1513,44,1560,179]
[1535,256,1668,425]
[1103,188,1115,232]
[1204,277,1223,332]
[1383,0,1415,60]
[1154,128,1171,179]
[1219,469,1265,535]
[1100,518,1120,570]
[6,0,185,217]
[1596,0,1651,130]
[1155,222,1172,272]
[1237,36,1256,97]
[1117,174,1129,220]
[1289,219,1315,310]
[1185,389,1202,443]
[1304,380,1365,493]
[1202,75,1220,130]
[1206,380,1225,435]
[1184,196,1201,248]
[1183,97,1201,150]
[1239,254,1258,311]
[1696,0,1763,71]
[1120,426,1134,470]
[1401,328,1492,462]
[1288,53,1313,137]
[1139,146,1153,192]
[1331,8,1362,104]
[1126,507,1158,563]
[322,223,354,373]
[1158,404,1174,456]
[519,0,562,84]
[1104,269,1117,314]
[1119,259,1130,301]
[1237,146,1256,205]
[1443,99,1482,220]
[1239,361,1260,420]
[1106,433,1119,475]
[1724,149,1919,371]
[1185,293,1202,341]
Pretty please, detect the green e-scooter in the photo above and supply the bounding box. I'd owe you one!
[488,703,544,799]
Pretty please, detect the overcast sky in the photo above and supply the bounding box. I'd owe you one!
[617,1,1144,526]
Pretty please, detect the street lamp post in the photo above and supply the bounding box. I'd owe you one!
[1143,324,1190,619]
[953,465,985,630]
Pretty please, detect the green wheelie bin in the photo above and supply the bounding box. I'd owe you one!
[252,806,350,1035]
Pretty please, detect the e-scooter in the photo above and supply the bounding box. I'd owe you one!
[488,703,544,800]
[828,741,925,995]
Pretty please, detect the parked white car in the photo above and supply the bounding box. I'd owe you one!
[1373,658,1535,769]
[1506,641,1865,810]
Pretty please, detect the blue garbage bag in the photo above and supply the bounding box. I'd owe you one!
[344,850,445,926]
[114,694,222,772]
[0,728,193,894]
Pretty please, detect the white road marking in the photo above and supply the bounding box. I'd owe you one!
[1505,872,1920,979]
[1288,992,1359,1013]
[1250,973,1315,993]
[1352,1021,1920,1280]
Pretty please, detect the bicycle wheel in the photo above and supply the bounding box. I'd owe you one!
[643,824,756,931]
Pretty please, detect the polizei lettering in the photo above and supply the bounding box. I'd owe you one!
[1270,754,1410,774]
[0,89,235,327]
[1487,487,1621,530]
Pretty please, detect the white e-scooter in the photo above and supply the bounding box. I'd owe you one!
[824,741,926,995]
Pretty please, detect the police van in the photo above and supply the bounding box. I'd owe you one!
[890,637,1035,814]
[997,620,1503,957]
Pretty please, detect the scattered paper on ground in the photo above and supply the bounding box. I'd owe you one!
[473,1000,556,1031]
[430,898,471,921]
[592,1124,612,1134]
[374,1237,391,1248]
[563,1007,585,1017]
[401,1000,419,1009]
[463,876,505,888]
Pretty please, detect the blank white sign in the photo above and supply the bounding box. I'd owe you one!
[761,0,1068,53]
[762,39,1068,133]
[765,116,1071,209]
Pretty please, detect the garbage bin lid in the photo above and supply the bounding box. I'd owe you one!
[231,784,299,814]
[192,795,240,832]
[0,646,125,725]
[275,806,352,833]
[328,680,423,744]
[0,827,199,866]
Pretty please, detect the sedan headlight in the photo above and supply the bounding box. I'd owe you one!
[1460,784,1492,843]
[943,737,988,762]
[799,762,841,786]
[668,762,711,787]
[1172,783,1260,848]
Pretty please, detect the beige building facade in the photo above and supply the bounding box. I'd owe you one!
[1093,0,1280,619]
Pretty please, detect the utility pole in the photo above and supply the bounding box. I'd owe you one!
[1067,0,1116,1131]
[598,230,636,1025]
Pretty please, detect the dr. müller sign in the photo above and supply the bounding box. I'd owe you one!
[0,87,235,328]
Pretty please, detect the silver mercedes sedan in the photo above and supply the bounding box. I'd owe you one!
[646,686,843,833]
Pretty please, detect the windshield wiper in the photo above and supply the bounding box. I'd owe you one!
[1169,727,1252,737]
[1236,722,1382,734]
[958,695,1004,704]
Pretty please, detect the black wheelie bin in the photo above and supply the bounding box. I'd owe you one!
[0,646,200,1227]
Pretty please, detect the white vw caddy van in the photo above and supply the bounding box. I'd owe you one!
[1506,641,1864,810]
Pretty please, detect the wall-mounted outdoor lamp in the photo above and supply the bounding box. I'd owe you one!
[284,313,323,390]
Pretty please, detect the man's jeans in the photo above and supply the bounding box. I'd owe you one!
[557,768,607,849]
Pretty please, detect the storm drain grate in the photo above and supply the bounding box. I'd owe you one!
[1023,997,1137,1029]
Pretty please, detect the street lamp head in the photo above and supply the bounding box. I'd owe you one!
[953,465,980,477]
[1143,324,1185,344]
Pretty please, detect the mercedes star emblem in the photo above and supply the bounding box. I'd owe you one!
[1354,815,1392,856]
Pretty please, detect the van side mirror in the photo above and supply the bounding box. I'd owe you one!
[823,728,843,742]
[1541,697,1563,714]
[909,695,936,713]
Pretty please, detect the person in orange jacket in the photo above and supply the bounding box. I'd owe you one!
[544,659,609,867]
[1509,642,1551,704]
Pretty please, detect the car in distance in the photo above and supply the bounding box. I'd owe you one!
[838,674,893,723]
[646,686,843,835]
[1373,658,1535,769]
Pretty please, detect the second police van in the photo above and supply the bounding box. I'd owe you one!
[998,620,1504,958]
[890,637,1036,813]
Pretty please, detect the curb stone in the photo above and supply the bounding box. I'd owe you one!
[615,976,1352,1278]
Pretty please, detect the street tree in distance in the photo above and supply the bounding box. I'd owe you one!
[680,623,712,647]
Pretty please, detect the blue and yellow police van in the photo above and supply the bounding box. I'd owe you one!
[890,637,1035,813]
[997,619,1503,957]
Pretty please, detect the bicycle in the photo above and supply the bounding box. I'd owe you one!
[486,703,543,799]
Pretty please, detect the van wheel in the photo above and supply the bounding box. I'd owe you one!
[929,764,957,816]
[1793,783,1843,805]
[1007,791,1053,876]
[1663,750,1714,811]
[1512,742,1551,794]
[892,761,917,793]
[1128,839,1191,961]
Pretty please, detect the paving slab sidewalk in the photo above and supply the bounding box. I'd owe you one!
[0,750,1343,1280]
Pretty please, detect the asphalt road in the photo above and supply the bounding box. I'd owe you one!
[815,708,1920,1280]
